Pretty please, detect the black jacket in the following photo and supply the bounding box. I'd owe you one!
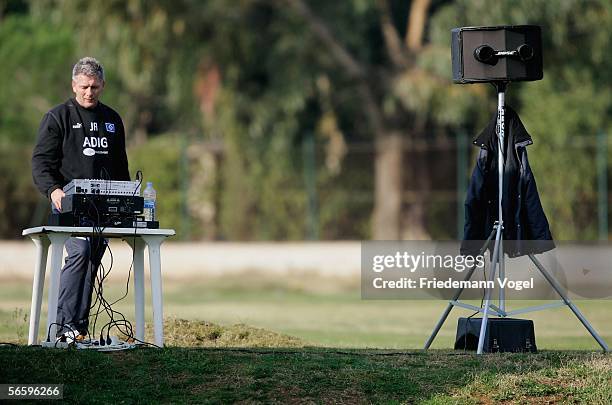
[461,106,554,258]
[32,98,130,198]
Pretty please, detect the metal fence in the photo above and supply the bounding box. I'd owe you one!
[6,132,610,241]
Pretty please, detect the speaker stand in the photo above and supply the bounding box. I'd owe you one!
[424,82,609,354]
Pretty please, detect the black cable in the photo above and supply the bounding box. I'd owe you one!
[66,169,156,349]
[89,239,111,335]
[91,244,118,341]
[94,226,133,342]
[133,170,143,197]
[45,322,78,348]
[83,170,156,349]
[108,243,133,307]
[86,196,107,341]
[51,177,149,348]
[105,168,141,312]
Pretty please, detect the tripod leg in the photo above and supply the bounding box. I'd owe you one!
[528,254,609,352]
[424,264,478,349]
[476,228,502,354]
[424,229,497,350]
[499,239,505,314]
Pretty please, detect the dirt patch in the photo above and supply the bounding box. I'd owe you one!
[149,318,308,348]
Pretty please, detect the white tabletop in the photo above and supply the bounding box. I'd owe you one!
[22,226,176,238]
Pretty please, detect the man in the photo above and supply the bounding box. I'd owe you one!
[32,57,130,340]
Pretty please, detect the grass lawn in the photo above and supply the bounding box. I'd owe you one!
[1,273,609,349]
[1,273,610,403]
[1,345,610,403]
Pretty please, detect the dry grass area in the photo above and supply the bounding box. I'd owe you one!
[152,317,308,348]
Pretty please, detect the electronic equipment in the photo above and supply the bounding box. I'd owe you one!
[48,194,158,228]
[48,212,159,228]
[63,179,141,196]
[454,317,537,353]
[61,194,144,216]
[451,25,543,83]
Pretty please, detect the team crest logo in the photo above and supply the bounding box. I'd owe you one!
[105,123,116,133]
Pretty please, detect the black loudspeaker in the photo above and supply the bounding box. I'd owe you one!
[451,25,543,83]
[454,317,537,353]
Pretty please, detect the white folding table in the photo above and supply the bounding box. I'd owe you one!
[22,226,175,347]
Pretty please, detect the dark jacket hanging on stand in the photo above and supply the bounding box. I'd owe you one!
[461,106,555,258]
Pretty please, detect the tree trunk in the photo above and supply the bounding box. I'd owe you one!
[283,0,434,241]
[373,131,432,240]
[405,0,431,51]
[373,132,403,239]
[401,149,430,240]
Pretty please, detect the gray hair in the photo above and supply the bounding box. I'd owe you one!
[72,57,105,81]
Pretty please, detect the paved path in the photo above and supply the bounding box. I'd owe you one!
[0,241,362,280]
[3,241,610,298]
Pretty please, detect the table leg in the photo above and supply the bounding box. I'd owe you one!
[28,235,50,345]
[141,235,167,347]
[125,236,146,342]
[46,233,69,340]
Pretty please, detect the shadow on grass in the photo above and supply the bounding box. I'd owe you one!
[1,319,610,404]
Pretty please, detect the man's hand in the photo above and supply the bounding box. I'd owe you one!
[51,188,65,211]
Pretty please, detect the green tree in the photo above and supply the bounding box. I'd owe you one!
[5,0,608,240]
[278,0,492,239]
[0,12,76,237]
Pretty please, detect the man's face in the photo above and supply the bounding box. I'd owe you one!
[72,74,104,109]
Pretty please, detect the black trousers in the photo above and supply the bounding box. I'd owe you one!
[56,237,106,335]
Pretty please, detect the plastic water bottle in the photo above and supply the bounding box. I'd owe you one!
[143,182,157,221]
